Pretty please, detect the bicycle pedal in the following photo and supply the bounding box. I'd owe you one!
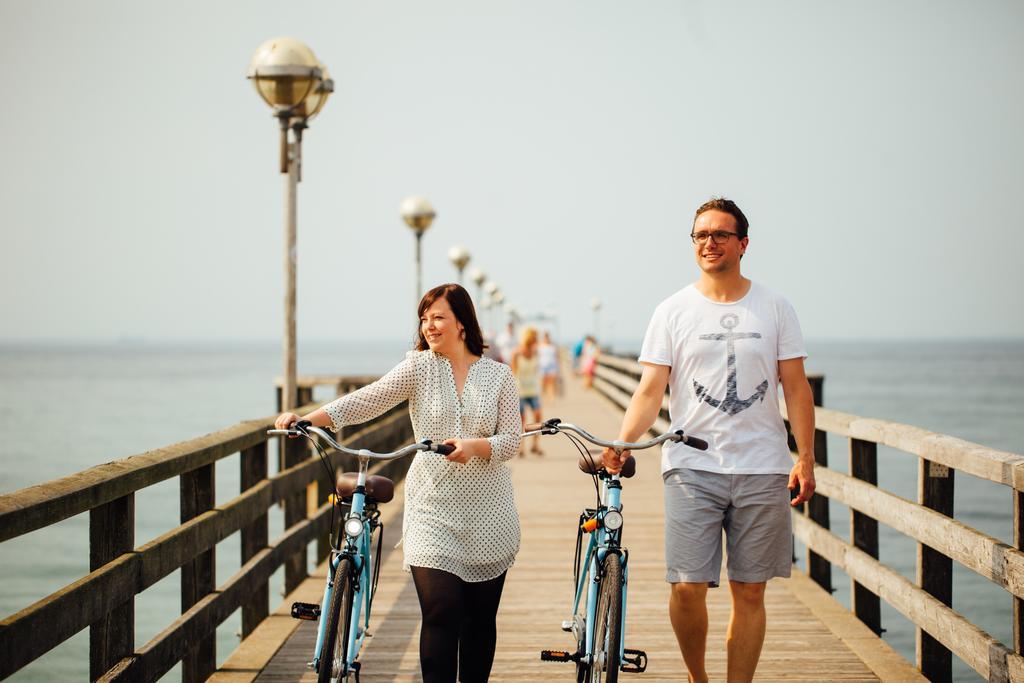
[290,601,320,621]
[540,649,577,663]
[620,649,648,673]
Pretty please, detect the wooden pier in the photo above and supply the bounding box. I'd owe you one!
[2,356,1023,681]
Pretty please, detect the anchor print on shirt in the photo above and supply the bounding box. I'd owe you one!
[693,313,769,416]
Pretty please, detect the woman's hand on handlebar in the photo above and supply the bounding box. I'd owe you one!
[275,412,302,432]
[275,408,332,435]
[441,438,473,464]
[602,446,631,473]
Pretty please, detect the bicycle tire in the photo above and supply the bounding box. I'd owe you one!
[318,556,355,683]
[589,553,622,683]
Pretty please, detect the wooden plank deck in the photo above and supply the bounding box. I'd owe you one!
[213,376,922,682]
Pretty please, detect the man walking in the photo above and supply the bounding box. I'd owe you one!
[603,197,816,682]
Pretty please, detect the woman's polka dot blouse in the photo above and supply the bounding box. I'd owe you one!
[323,350,522,582]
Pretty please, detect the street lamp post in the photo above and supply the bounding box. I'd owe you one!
[469,267,486,304]
[400,196,436,304]
[248,37,332,414]
[480,295,492,338]
[484,281,499,330]
[492,290,505,330]
[448,245,470,284]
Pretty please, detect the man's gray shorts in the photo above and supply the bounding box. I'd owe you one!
[663,468,792,586]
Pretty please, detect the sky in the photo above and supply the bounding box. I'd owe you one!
[1,0,1022,346]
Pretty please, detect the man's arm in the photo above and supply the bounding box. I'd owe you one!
[602,362,670,471]
[779,357,816,505]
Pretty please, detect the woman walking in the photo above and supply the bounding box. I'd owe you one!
[275,283,521,683]
[537,330,560,404]
[511,326,544,456]
[580,335,600,389]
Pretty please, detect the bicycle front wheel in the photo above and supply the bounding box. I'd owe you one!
[318,557,355,683]
[589,553,622,683]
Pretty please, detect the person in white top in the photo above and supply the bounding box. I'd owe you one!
[510,326,544,456]
[537,330,560,403]
[603,198,816,683]
[275,283,521,683]
[495,321,517,364]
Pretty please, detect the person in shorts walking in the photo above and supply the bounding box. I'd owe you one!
[603,197,816,682]
[511,326,544,456]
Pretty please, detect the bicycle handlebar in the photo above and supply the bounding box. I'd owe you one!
[268,420,455,459]
[523,418,709,452]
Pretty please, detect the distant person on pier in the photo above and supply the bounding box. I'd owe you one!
[511,326,544,456]
[602,197,816,683]
[537,330,561,402]
[495,321,517,364]
[571,334,586,372]
[275,283,521,683]
[482,328,503,362]
[579,335,599,389]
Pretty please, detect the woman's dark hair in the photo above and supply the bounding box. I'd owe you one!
[415,283,487,356]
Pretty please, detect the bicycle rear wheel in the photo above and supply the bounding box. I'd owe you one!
[589,553,622,683]
[318,557,355,683]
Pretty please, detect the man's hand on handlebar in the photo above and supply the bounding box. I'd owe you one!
[601,446,631,474]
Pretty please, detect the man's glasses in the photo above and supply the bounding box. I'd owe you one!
[690,230,740,245]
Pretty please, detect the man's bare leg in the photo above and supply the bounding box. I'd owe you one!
[726,580,767,683]
[669,582,709,683]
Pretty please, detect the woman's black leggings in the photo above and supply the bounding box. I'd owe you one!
[410,566,507,683]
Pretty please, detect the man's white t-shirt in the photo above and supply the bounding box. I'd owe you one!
[639,282,806,475]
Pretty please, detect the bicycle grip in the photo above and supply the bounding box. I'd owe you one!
[434,443,455,456]
[684,435,709,451]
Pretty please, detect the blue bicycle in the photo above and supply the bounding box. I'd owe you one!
[525,418,707,682]
[268,421,453,683]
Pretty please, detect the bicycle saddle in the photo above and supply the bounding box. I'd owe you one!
[577,453,636,478]
[335,472,396,504]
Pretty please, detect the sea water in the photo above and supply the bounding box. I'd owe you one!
[1,339,1021,681]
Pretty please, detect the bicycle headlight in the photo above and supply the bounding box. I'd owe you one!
[603,510,623,531]
[343,517,363,538]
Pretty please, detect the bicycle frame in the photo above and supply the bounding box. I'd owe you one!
[573,474,629,668]
[530,418,706,677]
[312,456,376,678]
[268,423,451,681]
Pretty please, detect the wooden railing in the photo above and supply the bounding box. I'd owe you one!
[0,375,412,682]
[592,354,1024,683]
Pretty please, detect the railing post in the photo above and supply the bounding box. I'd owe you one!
[917,457,954,682]
[282,385,314,593]
[181,464,215,682]
[89,493,134,680]
[849,438,882,635]
[1016,491,1024,659]
[240,441,269,638]
[806,375,832,592]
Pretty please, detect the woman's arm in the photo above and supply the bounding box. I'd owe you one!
[292,356,417,432]
[486,367,522,463]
